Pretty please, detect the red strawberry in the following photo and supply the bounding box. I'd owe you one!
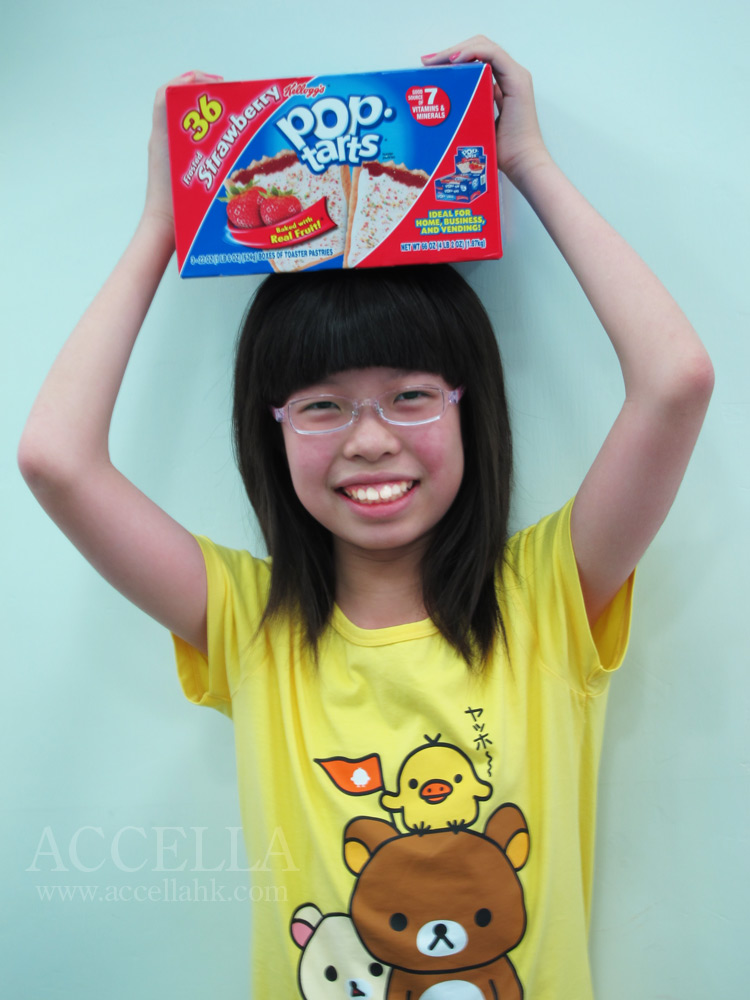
[224,182,266,228]
[260,187,302,226]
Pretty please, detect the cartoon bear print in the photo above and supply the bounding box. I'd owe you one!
[343,804,530,1000]
[291,903,391,1000]
[379,735,492,833]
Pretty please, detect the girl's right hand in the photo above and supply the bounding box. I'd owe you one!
[144,71,224,229]
[422,37,552,187]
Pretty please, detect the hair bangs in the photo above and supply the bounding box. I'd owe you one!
[251,268,466,406]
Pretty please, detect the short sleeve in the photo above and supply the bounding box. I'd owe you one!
[172,535,271,718]
[502,499,635,695]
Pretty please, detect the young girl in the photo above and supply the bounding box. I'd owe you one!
[19,36,713,1000]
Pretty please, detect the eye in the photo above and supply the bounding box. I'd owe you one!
[369,963,384,977]
[474,908,492,927]
[395,389,429,401]
[324,965,338,981]
[300,398,341,412]
[454,774,463,783]
[408,778,418,789]
[392,387,438,407]
[390,912,408,931]
[290,396,351,431]
[385,386,443,422]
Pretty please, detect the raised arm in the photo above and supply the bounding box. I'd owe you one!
[424,39,714,623]
[17,72,223,655]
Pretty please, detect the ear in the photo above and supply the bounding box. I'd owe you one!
[290,903,323,949]
[484,803,530,872]
[343,816,400,875]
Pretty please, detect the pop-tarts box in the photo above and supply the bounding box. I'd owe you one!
[435,145,488,203]
[165,64,501,276]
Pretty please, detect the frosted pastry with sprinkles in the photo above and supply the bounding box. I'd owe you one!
[345,161,429,268]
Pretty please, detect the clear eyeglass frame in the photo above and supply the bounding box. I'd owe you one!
[271,385,464,435]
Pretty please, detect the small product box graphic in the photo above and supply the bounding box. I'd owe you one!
[165,64,501,276]
[435,145,488,203]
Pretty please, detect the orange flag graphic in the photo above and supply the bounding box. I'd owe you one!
[316,754,384,795]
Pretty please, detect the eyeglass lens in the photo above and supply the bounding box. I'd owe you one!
[289,386,446,432]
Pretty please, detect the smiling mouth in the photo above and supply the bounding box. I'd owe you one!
[338,480,417,505]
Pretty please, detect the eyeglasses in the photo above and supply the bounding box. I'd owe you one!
[272,385,464,435]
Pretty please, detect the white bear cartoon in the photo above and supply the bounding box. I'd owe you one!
[291,903,390,1000]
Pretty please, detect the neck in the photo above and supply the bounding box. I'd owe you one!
[334,539,428,629]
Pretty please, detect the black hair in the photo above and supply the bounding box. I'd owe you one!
[232,264,512,669]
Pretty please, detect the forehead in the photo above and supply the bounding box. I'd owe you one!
[295,367,449,395]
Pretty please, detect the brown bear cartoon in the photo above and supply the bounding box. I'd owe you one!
[343,804,529,1000]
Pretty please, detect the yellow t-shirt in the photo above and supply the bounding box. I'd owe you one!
[174,499,634,1000]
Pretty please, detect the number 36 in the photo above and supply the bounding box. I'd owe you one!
[181,93,223,142]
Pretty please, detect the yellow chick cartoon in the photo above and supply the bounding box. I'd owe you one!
[380,735,492,833]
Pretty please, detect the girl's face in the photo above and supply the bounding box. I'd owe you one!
[280,367,465,562]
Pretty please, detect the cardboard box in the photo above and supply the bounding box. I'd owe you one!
[166,64,501,277]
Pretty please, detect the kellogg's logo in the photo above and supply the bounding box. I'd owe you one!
[282,82,327,99]
[275,94,395,173]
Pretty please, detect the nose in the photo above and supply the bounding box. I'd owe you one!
[416,918,468,957]
[341,404,402,461]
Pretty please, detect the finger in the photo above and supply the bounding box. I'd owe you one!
[158,70,224,99]
[422,37,524,92]
[171,70,224,86]
[421,35,504,66]
[493,81,504,116]
[154,71,225,114]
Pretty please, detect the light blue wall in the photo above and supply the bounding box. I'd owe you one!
[4,1,748,996]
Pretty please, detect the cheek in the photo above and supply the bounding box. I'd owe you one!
[422,422,464,488]
[282,433,333,497]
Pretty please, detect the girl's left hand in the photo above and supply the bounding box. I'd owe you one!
[422,37,552,186]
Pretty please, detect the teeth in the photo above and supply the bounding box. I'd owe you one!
[342,481,414,504]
